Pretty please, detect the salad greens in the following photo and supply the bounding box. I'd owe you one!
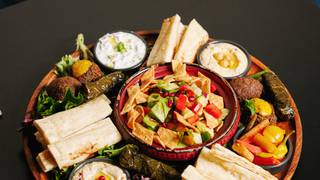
[36,89,84,117]
[156,80,179,92]
[96,144,128,158]
[147,94,171,123]
[244,99,256,115]
[54,166,74,180]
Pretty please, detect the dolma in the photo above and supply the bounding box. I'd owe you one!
[262,72,294,120]
[119,144,180,180]
[84,71,125,99]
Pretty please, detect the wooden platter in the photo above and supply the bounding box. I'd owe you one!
[22,30,302,180]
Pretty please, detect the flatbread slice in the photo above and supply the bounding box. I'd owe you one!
[193,145,277,180]
[47,118,122,169]
[174,19,209,63]
[147,14,182,66]
[34,95,112,144]
[36,150,57,172]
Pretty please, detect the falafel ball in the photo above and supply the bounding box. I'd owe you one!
[46,76,82,101]
[230,77,263,101]
[72,60,104,83]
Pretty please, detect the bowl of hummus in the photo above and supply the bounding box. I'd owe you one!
[94,31,147,71]
[197,40,251,79]
[69,158,129,180]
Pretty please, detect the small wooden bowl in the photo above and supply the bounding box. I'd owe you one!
[113,63,241,161]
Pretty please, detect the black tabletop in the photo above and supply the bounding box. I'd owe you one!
[0,0,319,179]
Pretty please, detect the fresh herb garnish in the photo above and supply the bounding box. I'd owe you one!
[55,55,76,77]
[54,167,72,180]
[115,42,127,53]
[244,99,256,115]
[36,89,85,117]
[96,145,128,158]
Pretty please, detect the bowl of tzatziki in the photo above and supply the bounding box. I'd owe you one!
[94,31,147,71]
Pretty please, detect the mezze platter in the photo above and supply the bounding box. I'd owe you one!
[22,14,302,180]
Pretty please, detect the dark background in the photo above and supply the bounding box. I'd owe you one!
[0,0,319,179]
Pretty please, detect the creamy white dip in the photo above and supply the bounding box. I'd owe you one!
[72,161,127,180]
[95,32,146,70]
[199,42,249,78]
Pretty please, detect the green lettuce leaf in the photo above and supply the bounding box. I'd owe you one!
[36,89,85,117]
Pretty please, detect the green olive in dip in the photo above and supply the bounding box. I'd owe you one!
[71,160,127,180]
[198,41,250,79]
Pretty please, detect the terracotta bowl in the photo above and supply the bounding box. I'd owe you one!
[114,63,241,161]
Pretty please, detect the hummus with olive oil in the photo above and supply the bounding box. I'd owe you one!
[199,42,249,78]
[72,161,127,180]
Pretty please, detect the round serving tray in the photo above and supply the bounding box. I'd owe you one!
[22,30,302,180]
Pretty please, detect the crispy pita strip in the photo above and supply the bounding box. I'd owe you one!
[174,111,198,132]
[203,111,219,129]
[127,108,140,129]
[141,66,155,92]
[172,60,192,82]
[163,74,176,83]
[198,72,211,94]
[208,93,224,109]
[215,121,224,132]
[135,105,145,123]
[121,84,140,115]
[135,91,149,104]
[153,135,166,148]
[157,127,179,149]
[132,122,154,146]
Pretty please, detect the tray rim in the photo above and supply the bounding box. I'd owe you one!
[22,30,302,180]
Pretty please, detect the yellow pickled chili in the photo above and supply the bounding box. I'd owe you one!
[263,125,286,144]
[273,130,295,159]
[252,133,277,153]
[254,130,294,159]
[252,98,273,116]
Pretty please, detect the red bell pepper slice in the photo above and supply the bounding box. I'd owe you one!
[176,123,187,132]
[191,103,202,113]
[143,107,150,114]
[179,84,189,91]
[187,114,199,125]
[186,90,195,97]
[166,122,176,130]
[176,94,187,111]
[253,156,280,166]
[236,140,263,154]
[204,104,221,118]
[211,83,217,93]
